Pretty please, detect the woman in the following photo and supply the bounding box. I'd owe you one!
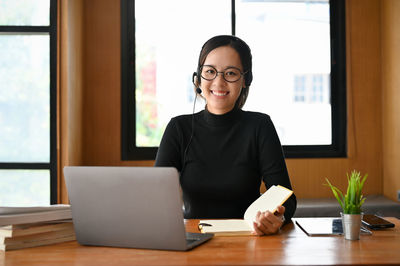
[155,35,296,235]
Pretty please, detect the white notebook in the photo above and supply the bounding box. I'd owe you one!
[198,185,293,236]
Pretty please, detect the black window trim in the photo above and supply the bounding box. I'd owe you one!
[121,0,346,160]
[0,0,58,204]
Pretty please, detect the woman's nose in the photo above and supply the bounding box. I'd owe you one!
[213,72,227,84]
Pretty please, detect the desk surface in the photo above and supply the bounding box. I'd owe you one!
[1,218,400,266]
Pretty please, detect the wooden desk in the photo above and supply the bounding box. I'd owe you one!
[1,218,400,265]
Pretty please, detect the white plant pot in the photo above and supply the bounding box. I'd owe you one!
[341,212,363,240]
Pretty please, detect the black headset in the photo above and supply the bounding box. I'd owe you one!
[192,72,202,94]
[181,74,199,178]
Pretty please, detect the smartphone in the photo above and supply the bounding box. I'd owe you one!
[362,214,395,229]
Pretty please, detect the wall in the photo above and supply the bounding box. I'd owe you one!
[59,0,397,202]
[82,0,154,168]
[382,0,400,201]
[59,0,85,202]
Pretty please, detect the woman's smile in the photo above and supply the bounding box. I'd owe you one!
[211,90,229,97]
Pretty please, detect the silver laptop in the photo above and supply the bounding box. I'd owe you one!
[64,166,213,251]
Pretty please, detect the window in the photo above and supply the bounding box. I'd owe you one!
[121,0,346,159]
[294,76,306,103]
[0,0,57,205]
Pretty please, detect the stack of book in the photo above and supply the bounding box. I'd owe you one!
[0,205,75,251]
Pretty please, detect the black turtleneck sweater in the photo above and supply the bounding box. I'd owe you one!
[155,107,296,220]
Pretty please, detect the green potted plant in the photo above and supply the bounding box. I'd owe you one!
[325,170,368,240]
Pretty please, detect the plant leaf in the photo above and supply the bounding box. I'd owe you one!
[325,178,345,211]
[325,170,368,214]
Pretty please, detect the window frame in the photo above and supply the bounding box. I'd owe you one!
[121,0,346,160]
[0,0,58,203]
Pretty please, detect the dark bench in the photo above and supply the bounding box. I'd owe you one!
[294,195,400,218]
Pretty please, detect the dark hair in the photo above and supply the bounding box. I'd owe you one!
[195,35,253,109]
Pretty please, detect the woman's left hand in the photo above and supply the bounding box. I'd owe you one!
[252,205,285,236]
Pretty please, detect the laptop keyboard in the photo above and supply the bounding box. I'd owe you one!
[186,232,202,244]
[186,239,198,245]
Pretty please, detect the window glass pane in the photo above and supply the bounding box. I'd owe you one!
[0,35,50,162]
[0,170,50,206]
[0,0,49,26]
[236,0,331,145]
[135,0,230,147]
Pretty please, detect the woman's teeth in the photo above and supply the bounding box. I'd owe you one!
[212,91,228,96]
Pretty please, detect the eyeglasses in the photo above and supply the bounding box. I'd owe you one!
[200,65,246,83]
